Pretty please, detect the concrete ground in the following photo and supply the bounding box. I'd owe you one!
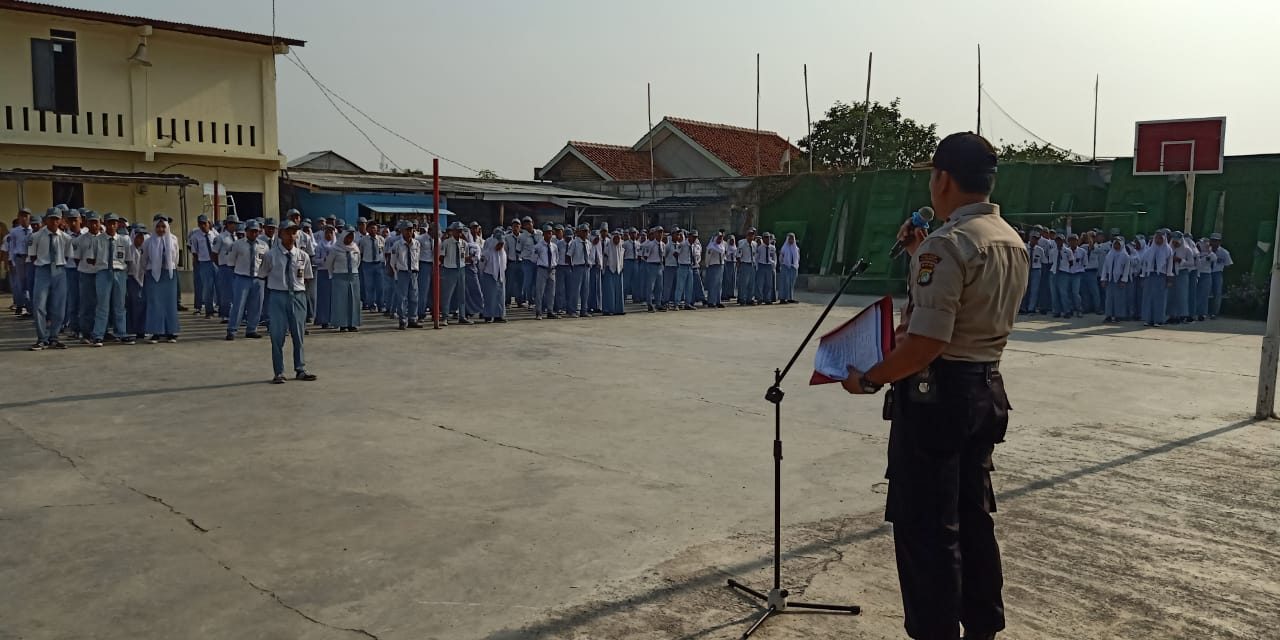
[0,291,1276,640]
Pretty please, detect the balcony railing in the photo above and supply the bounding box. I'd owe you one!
[3,105,127,139]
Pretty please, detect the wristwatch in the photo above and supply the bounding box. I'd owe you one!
[857,372,884,394]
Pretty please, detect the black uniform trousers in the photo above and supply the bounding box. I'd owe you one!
[885,358,1010,640]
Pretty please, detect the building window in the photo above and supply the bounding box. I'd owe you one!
[31,31,79,115]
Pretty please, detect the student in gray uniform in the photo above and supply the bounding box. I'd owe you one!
[689,229,706,305]
[389,220,423,330]
[601,229,626,315]
[89,214,132,346]
[755,232,778,304]
[553,224,570,314]
[519,216,538,306]
[723,233,737,300]
[261,221,317,384]
[227,221,268,340]
[587,230,604,313]
[661,228,681,310]
[737,229,758,305]
[74,211,103,341]
[438,221,472,325]
[325,228,362,332]
[565,223,592,317]
[27,208,71,350]
[126,225,148,338]
[216,215,241,323]
[704,231,727,308]
[505,219,523,306]
[532,225,559,319]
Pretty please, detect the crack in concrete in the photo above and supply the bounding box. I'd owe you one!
[217,561,379,639]
[1003,346,1254,378]
[125,487,210,533]
[433,424,682,488]
[6,420,210,534]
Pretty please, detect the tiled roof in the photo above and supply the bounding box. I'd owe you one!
[569,142,670,181]
[665,117,800,176]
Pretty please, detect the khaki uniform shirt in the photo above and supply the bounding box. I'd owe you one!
[907,202,1028,363]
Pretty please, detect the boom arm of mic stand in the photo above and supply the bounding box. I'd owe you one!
[766,258,870,404]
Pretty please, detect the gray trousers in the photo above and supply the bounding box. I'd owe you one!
[535,266,556,315]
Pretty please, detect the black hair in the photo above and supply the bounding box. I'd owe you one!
[949,171,996,195]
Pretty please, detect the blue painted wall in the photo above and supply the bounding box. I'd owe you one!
[291,187,446,224]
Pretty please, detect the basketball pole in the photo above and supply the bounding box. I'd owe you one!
[1255,194,1280,419]
[1184,172,1196,232]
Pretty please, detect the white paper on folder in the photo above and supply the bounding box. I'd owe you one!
[813,307,885,381]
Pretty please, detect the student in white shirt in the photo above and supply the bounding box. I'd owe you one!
[27,208,72,350]
[532,225,560,319]
[705,231,728,308]
[737,229,758,305]
[601,230,626,315]
[188,214,218,317]
[89,214,132,345]
[1141,230,1174,326]
[723,233,738,301]
[1208,233,1233,318]
[1099,236,1130,323]
[1169,231,1196,324]
[126,226,148,339]
[640,227,665,312]
[140,215,181,343]
[480,230,509,323]
[1194,237,1216,321]
[215,215,241,322]
[324,228,362,332]
[389,221,423,330]
[778,232,801,304]
[227,221,268,340]
[260,221,316,383]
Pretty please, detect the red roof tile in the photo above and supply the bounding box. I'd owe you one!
[664,117,800,176]
[569,142,670,181]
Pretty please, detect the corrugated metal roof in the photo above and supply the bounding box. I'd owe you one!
[361,205,455,217]
[0,167,198,186]
[0,0,306,47]
[286,169,629,202]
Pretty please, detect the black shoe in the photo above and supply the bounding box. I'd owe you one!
[398,323,407,330]
[458,318,474,325]
[408,322,424,328]
[295,371,317,381]
[120,337,136,345]
[349,326,359,332]
[219,318,229,324]
[163,336,177,343]
[91,339,104,347]
[51,340,67,350]
[225,334,235,341]
[495,317,508,323]
[716,303,726,308]
[245,333,263,339]
[271,375,286,384]
[28,342,45,351]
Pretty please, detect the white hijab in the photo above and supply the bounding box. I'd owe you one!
[481,235,507,281]
[143,224,179,281]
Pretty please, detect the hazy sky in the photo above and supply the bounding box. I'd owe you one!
[48,0,1280,178]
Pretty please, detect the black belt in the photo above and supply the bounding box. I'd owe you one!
[932,359,999,374]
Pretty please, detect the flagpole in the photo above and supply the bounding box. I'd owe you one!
[648,82,655,195]
[1092,74,1099,163]
[804,64,813,173]
[858,52,872,171]
[755,52,761,176]
[976,44,982,134]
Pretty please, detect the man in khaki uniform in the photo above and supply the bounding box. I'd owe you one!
[843,132,1027,640]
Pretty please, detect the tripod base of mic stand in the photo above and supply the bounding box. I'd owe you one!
[726,579,860,639]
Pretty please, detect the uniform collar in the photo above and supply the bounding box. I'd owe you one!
[947,201,999,222]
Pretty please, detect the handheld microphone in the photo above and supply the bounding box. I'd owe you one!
[889,206,935,259]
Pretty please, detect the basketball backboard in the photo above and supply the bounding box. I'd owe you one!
[1133,117,1225,175]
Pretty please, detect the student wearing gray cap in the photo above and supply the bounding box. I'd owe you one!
[4,208,34,316]
[505,219,524,307]
[188,214,219,318]
[216,215,241,323]
[358,221,385,312]
[27,208,72,350]
[704,231,728,308]
[737,229,758,305]
[754,231,778,304]
[61,208,83,337]
[1207,233,1232,318]
[438,221,471,325]
[89,214,132,345]
[227,220,268,340]
[564,223,591,317]
[261,221,317,383]
[519,216,538,306]
[389,220,423,329]
[73,211,103,341]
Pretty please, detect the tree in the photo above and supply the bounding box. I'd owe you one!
[997,140,1078,163]
[476,169,499,180]
[798,98,938,171]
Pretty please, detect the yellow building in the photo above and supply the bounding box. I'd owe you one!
[0,0,303,233]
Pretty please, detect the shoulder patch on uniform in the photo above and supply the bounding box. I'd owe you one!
[917,252,942,269]
[916,266,934,286]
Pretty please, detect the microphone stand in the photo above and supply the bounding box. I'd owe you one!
[726,257,869,639]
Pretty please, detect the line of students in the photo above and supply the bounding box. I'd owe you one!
[1021,225,1234,327]
[2,206,186,349]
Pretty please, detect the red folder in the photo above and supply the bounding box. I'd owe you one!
[809,295,896,385]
